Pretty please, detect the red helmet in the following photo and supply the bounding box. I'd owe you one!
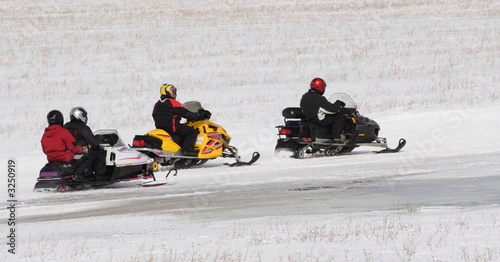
[310,78,326,94]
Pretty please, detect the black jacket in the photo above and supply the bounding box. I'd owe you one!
[63,120,100,147]
[152,98,200,132]
[300,89,343,121]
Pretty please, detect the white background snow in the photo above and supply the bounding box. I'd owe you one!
[1,0,499,261]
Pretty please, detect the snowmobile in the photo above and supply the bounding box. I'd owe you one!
[131,101,260,170]
[275,93,406,158]
[34,129,156,192]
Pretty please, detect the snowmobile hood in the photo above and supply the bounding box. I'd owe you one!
[111,146,151,167]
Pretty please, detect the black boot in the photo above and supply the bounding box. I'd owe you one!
[73,174,89,183]
[95,174,109,181]
[182,150,199,157]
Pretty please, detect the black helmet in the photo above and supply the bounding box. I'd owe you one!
[69,107,88,124]
[47,110,64,126]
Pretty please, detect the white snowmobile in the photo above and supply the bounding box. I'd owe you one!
[34,129,158,192]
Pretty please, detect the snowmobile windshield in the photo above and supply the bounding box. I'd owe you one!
[328,93,357,109]
[183,101,204,113]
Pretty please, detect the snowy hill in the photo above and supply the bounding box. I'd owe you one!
[1,0,499,261]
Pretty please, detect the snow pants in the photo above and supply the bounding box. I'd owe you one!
[74,147,107,179]
[168,124,199,152]
[313,113,345,140]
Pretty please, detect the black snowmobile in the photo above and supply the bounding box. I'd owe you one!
[34,129,157,192]
[275,93,406,158]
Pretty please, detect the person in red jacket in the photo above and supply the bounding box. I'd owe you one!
[41,110,86,162]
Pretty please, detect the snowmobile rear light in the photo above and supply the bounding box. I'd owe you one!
[132,140,146,147]
[279,128,293,135]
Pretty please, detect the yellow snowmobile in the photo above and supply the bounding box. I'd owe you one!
[132,101,260,170]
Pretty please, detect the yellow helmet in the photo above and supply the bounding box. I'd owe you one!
[160,84,177,99]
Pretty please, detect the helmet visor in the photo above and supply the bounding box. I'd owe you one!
[171,86,177,98]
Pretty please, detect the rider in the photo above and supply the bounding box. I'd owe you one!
[152,83,211,156]
[41,110,87,163]
[300,77,347,142]
[64,107,107,182]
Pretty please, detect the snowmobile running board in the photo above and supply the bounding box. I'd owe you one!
[130,147,203,160]
[283,137,405,159]
[138,151,260,187]
[130,146,260,166]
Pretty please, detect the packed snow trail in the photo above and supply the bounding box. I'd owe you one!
[15,151,500,223]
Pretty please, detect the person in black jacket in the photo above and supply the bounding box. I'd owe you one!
[300,78,346,142]
[152,84,211,156]
[64,107,107,182]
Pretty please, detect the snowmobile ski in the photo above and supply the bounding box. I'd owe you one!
[139,181,168,187]
[375,138,406,153]
[139,167,177,187]
[225,152,260,167]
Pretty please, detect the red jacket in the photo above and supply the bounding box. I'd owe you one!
[41,124,84,162]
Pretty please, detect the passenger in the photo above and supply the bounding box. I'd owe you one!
[41,110,87,163]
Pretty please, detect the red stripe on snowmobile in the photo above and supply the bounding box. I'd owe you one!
[157,134,172,139]
[207,132,222,140]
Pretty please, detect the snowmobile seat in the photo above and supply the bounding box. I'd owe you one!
[280,107,340,140]
[281,107,321,139]
[39,161,76,179]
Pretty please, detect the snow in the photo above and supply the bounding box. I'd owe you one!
[1,0,500,261]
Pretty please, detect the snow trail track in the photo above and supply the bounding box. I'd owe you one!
[16,150,500,223]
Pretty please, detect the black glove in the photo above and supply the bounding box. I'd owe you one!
[76,141,88,147]
[335,100,346,108]
[198,109,211,120]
